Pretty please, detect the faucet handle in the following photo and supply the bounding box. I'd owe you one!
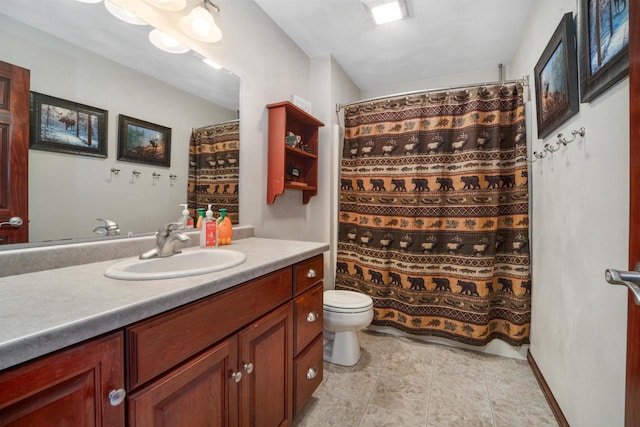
[157,222,182,237]
[97,218,118,228]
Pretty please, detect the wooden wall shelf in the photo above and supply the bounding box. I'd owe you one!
[267,101,324,204]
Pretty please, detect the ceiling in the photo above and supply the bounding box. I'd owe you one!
[254,0,537,91]
[0,0,240,110]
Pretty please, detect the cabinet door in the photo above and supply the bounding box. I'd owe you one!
[238,303,293,427]
[128,337,238,427]
[0,332,125,426]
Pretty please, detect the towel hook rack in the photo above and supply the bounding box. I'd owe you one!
[529,127,586,163]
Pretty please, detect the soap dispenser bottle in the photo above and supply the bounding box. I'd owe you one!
[179,204,194,229]
[200,204,217,248]
[196,208,205,229]
[217,208,232,245]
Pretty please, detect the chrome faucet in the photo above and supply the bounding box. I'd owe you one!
[93,218,120,236]
[139,222,190,260]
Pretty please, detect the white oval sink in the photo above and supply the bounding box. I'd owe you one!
[104,249,247,280]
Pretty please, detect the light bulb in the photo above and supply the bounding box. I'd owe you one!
[190,7,214,36]
[148,29,190,54]
[179,4,222,42]
[160,33,179,47]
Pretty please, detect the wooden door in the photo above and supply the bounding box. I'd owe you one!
[0,332,125,426]
[627,0,640,424]
[128,337,239,427]
[238,303,293,427]
[0,61,29,245]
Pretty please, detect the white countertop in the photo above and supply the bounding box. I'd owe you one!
[0,237,329,371]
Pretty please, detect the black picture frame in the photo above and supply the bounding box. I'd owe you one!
[117,115,171,167]
[29,92,108,158]
[534,12,580,139]
[578,0,629,103]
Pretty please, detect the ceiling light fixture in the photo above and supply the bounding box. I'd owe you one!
[104,0,147,25]
[179,0,222,43]
[148,29,190,54]
[362,0,408,25]
[143,0,186,12]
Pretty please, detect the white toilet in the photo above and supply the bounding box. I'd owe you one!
[323,290,374,366]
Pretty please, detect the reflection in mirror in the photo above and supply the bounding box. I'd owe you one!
[0,0,240,248]
[189,121,240,224]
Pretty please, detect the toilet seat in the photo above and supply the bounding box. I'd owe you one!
[324,290,373,313]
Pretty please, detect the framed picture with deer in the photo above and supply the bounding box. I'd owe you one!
[29,92,108,158]
[117,115,171,167]
[578,0,629,103]
[534,12,580,139]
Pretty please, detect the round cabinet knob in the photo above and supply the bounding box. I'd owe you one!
[306,366,318,380]
[243,363,254,374]
[306,311,318,322]
[108,388,126,406]
[306,268,317,279]
[231,371,242,383]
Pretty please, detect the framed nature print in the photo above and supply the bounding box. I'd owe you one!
[578,0,629,102]
[117,115,171,167]
[29,92,108,158]
[534,12,580,139]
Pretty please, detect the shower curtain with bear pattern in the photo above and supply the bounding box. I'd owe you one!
[335,83,531,346]
[187,120,240,224]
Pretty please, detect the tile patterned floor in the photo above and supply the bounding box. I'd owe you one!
[293,330,557,427]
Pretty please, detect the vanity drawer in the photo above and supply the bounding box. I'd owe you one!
[126,267,292,390]
[294,334,323,415]
[294,283,323,355]
[294,254,323,295]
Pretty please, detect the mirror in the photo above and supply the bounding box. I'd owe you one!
[0,0,240,247]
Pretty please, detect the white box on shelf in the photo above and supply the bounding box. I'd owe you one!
[290,94,312,114]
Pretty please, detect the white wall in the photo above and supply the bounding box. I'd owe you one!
[361,66,500,100]
[0,15,236,242]
[509,2,629,426]
[308,54,361,287]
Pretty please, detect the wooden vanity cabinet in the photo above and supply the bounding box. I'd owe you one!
[292,255,325,414]
[238,302,293,427]
[126,265,301,426]
[0,331,125,426]
[0,254,323,427]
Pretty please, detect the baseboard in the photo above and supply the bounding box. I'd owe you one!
[527,349,570,427]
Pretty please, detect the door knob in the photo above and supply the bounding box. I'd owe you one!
[0,217,23,228]
[605,263,640,305]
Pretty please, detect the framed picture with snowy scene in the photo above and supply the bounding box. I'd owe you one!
[117,115,171,167]
[29,92,107,158]
[578,0,629,103]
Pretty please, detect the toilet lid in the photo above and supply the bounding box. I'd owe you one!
[324,290,373,311]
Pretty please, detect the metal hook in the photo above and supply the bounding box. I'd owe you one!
[169,174,177,180]
[152,172,161,178]
[533,150,548,160]
[557,127,586,145]
[132,170,141,177]
[544,143,561,153]
[110,168,120,175]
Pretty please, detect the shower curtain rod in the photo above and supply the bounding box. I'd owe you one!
[335,75,529,113]
[193,118,239,131]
